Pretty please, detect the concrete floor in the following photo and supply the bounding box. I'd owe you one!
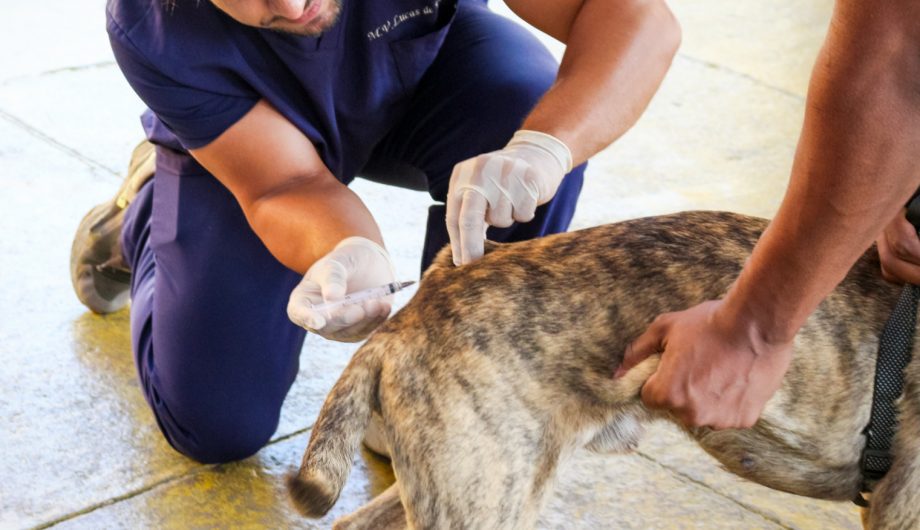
[0,1,865,528]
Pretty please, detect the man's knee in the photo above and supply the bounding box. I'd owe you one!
[175,413,278,464]
[487,66,555,125]
[154,397,283,464]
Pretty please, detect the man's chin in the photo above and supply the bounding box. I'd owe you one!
[272,2,341,37]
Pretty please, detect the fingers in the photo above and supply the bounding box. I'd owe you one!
[446,162,469,266]
[446,155,542,265]
[878,236,920,284]
[640,374,715,429]
[287,244,395,340]
[639,352,770,430]
[506,159,538,223]
[288,257,349,331]
[312,259,348,302]
[287,277,326,330]
[325,298,387,328]
[887,211,920,263]
[482,156,514,228]
[879,213,920,284]
[625,301,787,431]
[289,290,393,341]
[446,161,488,265]
[447,158,491,265]
[639,370,668,411]
[667,400,763,430]
[477,157,538,226]
[319,299,392,342]
[458,190,488,265]
[641,365,762,429]
[615,314,669,378]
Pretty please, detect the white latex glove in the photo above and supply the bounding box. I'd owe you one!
[446,130,573,265]
[287,236,396,343]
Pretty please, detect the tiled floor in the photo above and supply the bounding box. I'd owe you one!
[1,1,864,528]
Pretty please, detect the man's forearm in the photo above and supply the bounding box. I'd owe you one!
[188,100,386,276]
[723,1,920,343]
[245,176,384,274]
[521,0,680,164]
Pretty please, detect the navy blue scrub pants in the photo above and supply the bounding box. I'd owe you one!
[121,2,586,463]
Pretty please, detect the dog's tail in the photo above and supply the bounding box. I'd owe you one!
[287,342,382,518]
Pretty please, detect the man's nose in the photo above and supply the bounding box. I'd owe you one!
[268,0,307,20]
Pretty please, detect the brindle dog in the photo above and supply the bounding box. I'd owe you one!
[287,211,920,529]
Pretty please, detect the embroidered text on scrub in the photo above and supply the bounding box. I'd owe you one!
[367,0,443,40]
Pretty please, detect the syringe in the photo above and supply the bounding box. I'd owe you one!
[308,280,416,313]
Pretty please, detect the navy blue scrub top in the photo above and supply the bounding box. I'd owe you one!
[106,0,460,181]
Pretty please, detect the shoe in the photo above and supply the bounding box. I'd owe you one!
[70,140,155,314]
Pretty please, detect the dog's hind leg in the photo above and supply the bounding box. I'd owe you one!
[391,424,568,530]
[332,484,406,530]
[381,357,570,529]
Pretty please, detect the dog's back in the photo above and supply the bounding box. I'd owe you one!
[290,211,918,528]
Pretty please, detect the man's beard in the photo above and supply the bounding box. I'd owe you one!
[271,0,342,37]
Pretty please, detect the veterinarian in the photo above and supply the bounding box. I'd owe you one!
[71,0,680,463]
[616,0,920,430]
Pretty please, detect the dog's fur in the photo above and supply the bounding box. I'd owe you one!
[287,211,920,529]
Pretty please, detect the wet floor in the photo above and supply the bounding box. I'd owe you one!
[0,1,863,528]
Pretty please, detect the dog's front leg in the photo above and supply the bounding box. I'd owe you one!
[332,483,406,530]
[863,409,920,529]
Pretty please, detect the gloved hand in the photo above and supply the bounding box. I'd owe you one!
[446,130,573,265]
[287,236,396,342]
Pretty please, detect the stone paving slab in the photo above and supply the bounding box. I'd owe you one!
[0,2,113,84]
[671,0,833,98]
[541,450,785,529]
[637,422,862,529]
[0,118,197,530]
[570,54,805,231]
[52,430,787,530]
[0,65,147,176]
[50,433,396,530]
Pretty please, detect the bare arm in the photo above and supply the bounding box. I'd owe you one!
[505,0,681,164]
[190,100,383,274]
[447,0,680,264]
[620,0,920,429]
[725,0,920,343]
